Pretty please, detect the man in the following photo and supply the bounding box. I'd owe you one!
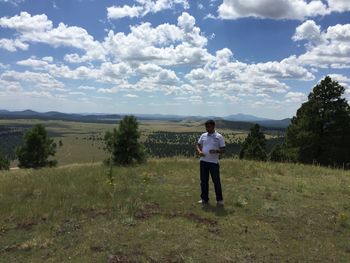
[196,119,225,205]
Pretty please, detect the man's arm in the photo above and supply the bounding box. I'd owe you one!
[196,144,205,157]
[209,147,225,154]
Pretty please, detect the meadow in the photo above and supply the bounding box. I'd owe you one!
[0,119,281,167]
[1,159,350,262]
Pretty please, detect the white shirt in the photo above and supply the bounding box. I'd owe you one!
[198,131,225,163]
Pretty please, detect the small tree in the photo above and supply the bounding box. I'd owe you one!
[286,76,350,167]
[240,124,267,161]
[0,152,10,170]
[16,124,57,168]
[104,115,146,166]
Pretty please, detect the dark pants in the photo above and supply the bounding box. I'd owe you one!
[200,161,223,202]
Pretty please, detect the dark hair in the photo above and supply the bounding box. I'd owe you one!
[205,119,215,126]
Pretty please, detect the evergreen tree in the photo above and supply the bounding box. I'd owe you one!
[286,76,350,167]
[104,115,146,166]
[0,152,10,170]
[16,124,57,168]
[239,124,267,161]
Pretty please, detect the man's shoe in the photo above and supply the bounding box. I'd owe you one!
[197,200,208,204]
[217,200,224,206]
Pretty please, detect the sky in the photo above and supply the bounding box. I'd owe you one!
[0,0,349,119]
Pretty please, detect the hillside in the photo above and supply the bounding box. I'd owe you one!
[1,159,350,262]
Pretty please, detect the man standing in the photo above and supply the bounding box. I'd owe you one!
[196,120,225,205]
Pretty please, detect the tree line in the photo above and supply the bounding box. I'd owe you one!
[239,76,350,168]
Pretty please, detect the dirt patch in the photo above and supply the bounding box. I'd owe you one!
[183,212,218,226]
[165,211,220,234]
[134,202,161,220]
[16,221,36,230]
[78,207,110,218]
[107,254,131,263]
[90,245,106,252]
[53,219,81,236]
[167,211,217,226]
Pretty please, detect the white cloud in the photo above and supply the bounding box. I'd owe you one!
[292,20,324,45]
[294,21,350,68]
[217,0,350,20]
[78,85,96,91]
[185,50,313,98]
[1,70,65,90]
[328,0,350,12]
[0,0,24,6]
[0,12,105,60]
[0,38,28,52]
[0,11,52,32]
[218,0,329,20]
[107,0,189,20]
[124,93,139,98]
[103,12,211,66]
[107,5,143,19]
[327,74,350,92]
[285,91,307,103]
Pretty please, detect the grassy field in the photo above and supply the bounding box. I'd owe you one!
[0,119,257,167]
[1,158,350,262]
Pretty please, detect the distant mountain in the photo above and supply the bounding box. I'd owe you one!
[0,110,291,129]
[224,113,269,122]
[0,110,122,123]
[256,118,291,129]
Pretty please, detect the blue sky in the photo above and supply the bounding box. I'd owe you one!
[0,0,349,119]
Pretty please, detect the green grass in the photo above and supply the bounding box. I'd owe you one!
[1,158,350,262]
[1,119,254,167]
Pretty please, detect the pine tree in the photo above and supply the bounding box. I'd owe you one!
[16,124,57,168]
[239,124,267,161]
[104,115,146,166]
[286,76,350,167]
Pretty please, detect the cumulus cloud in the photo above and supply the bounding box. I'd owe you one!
[185,50,313,97]
[218,0,328,20]
[285,91,307,103]
[293,21,350,68]
[1,70,65,90]
[107,0,189,19]
[103,12,211,66]
[0,12,105,61]
[217,0,350,20]
[0,38,28,52]
[327,0,350,12]
[292,20,324,45]
[0,11,329,110]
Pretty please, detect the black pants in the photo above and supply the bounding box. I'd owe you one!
[200,161,223,202]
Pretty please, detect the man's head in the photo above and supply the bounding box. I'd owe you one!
[205,119,215,133]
